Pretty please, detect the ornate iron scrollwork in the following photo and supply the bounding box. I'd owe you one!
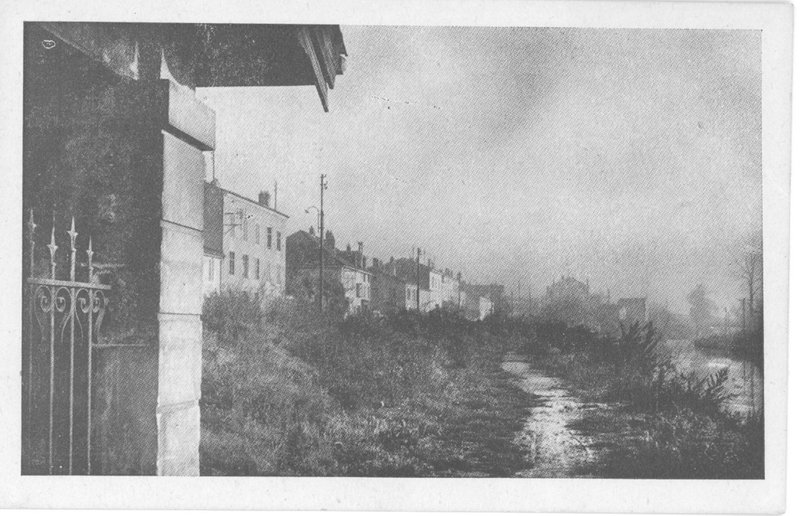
[23,211,112,475]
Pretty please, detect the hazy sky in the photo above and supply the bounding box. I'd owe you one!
[198,27,761,313]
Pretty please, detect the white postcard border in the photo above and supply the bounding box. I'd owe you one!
[0,0,791,513]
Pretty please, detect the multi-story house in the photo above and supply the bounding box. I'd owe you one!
[440,268,462,310]
[369,257,421,314]
[393,257,449,312]
[428,265,444,310]
[221,189,289,296]
[285,230,373,314]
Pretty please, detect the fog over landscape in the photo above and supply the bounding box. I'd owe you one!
[199,26,761,313]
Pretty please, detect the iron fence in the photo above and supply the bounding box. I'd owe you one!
[23,211,110,475]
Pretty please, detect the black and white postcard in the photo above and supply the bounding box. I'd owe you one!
[0,0,792,512]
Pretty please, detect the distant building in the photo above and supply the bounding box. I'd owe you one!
[618,297,649,326]
[541,275,593,325]
[440,269,462,311]
[464,283,505,312]
[462,283,505,316]
[368,257,415,314]
[463,293,493,321]
[428,263,444,310]
[221,189,289,296]
[404,283,419,311]
[285,230,373,314]
[545,275,590,302]
[393,257,444,312]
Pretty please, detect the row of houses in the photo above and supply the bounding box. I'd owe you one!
[282,228,497,320]
[201,183,497,320]
[200,185,647,329]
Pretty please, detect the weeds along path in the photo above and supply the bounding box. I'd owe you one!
[423,361,534,477]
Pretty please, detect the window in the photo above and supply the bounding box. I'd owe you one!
[266,227,272,249]
[242,254,249,278]
[255,224,260,244]
[229,252,235,275]
[277,231,282,251]
[242,216,248,241]
[356,284,362,297]
[207,257,214,281]
[255,258,260,279]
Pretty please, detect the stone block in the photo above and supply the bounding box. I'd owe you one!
[162,131,205,231]
[157,313,202,407]
[157,402,200,476]
[160,223,203,315]
[168,81,216,149]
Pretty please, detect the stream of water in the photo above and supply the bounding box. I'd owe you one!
[502,341,763,477]
[660,339,763,415]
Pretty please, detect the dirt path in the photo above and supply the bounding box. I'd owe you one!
[501,353,613,477]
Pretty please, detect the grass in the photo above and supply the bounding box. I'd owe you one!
[199,293,763,478]
[199,292,532,476]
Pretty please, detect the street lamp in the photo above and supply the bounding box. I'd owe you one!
[304,206,320,235]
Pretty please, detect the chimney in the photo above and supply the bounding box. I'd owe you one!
[358,241,364,255]
[427,258,432,268]
[309,226,315,236]
[258,190,271,207]
[373,257,380,269]
[346,243,352,252]
[324,230,335,249]
[389,256,394,263]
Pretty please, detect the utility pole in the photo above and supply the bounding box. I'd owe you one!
[319,174,327,312]
[416,247,422,311]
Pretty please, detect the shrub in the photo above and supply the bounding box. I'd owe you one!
[600,408,763,479]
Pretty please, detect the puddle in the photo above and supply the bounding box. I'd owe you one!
[502,354,608,478]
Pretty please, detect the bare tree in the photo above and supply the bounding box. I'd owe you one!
[688,284,716,337]
[730,231,763,329]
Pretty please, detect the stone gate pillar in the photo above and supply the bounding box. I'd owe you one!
[156,83,215,475]
[26,21,345,476]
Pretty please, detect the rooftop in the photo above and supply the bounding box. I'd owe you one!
[221,187,290,219]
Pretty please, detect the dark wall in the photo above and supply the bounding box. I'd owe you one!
[204,182,224,256]
[23,23,164,474]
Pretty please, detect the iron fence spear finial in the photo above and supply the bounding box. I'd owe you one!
[87,236,94,282]
[67,216,78,281]
[47,213,57,280]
